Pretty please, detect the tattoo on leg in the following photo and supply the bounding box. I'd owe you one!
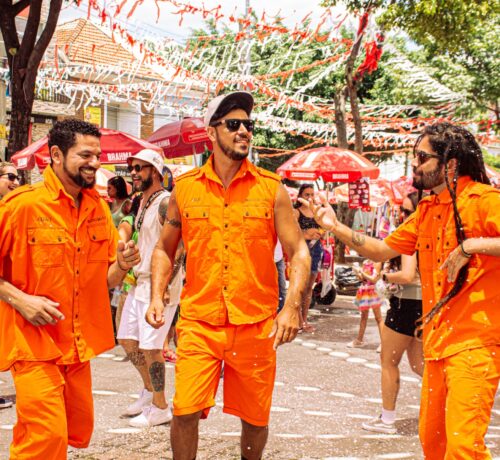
[149,361,165,392]
[166,218,181,228]
[351,230,366,247]
[127,351,146,367]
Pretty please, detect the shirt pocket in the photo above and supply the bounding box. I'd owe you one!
[183,207,211,239]
[416,236,433,272]
[28,228,67,267]
[243,206,272,239]
[87,224,109,263]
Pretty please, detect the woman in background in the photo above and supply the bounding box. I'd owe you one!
[108,176,131,228]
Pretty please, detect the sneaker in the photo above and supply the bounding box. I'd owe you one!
[347,340,364,348]
[124,389,153,416]
[0,398,13,409]
[362,415,397,434]
[129,404,173,427]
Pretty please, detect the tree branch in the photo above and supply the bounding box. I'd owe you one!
[17,0,43,67]
[11,0,31,16]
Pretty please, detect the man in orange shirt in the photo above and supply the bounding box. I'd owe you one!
[146,92,311,460]
[302,122,500,459]
[0,119,140,459]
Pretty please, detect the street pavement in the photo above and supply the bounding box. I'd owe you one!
[2,296,500,459]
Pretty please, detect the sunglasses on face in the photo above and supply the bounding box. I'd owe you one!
[414,149,440,165]
[127,164,153,173]
[210,119,255,133]
[0,173,20,182]
[400,207,414,216]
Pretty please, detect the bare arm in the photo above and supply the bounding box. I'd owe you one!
[384,254,417,285]
[271,184,311,349]
[298,196,399,262]
[463,237,500,258]
[146,190,182,328]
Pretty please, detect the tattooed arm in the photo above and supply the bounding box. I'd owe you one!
[298,196,399,262]
[158,195,170,226]
[146,189,182,329]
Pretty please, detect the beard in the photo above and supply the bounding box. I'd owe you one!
[412,164,445,190]
[63,161,96,189]
[135,175,153,192]
[216,131,250,161]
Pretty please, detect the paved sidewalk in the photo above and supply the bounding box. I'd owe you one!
[1,301,500,459]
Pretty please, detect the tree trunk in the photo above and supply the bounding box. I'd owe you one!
[7,69,34,159]
[334,89,348,149]
[347,80,363,154]
[334,203,357,264]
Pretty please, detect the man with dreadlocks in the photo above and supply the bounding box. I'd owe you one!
[300,122,500,459]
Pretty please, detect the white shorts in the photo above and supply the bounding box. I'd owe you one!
[116,287,177,350]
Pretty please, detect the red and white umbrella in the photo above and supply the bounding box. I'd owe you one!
[148,117,212,159]
[95,167,116,198]
[277,146,380,183]
[11,128,163,170]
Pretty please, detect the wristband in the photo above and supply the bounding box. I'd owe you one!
[460,242,472,258]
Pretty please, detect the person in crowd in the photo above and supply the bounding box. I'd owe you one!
[0,161,18,410]
[146,91,310,460]
[274,240,287,312]
[293,183,324,332]
[0,119,140,459]
[301,122,500,459]
[362,191,424,434]
[107,176,132,228]
[116,150,181,427]
[0,161,20,199]
[349,258,384,348]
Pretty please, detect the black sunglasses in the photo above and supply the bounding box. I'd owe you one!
[0,173,20,182]
[210,119,255,133]
[414,149,440,165]
[127,164,153,173]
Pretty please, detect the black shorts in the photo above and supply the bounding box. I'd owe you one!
[384,296,422,337]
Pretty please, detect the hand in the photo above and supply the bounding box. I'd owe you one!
[441,245,471,282]
[268,305,300,350]
[145,298,165,329]
[117,240,141,271]
[298,195,338,232]
[16,294,63,327]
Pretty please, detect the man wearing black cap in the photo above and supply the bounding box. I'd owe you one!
[147,91,311,459]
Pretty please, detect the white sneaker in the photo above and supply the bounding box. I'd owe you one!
[362,415,397,434]
[129,404,173,427]
[124,389,153,416]
[0,398,13,409]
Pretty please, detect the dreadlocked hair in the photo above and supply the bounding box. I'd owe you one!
[415,123,489,335]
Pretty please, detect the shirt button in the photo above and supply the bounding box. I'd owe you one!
[224,245,228,250]
[225,265,228,270]
[76,270,79,275]
[224,203,228,207]
[224,223,228,228]
[223,286,228,291]
[77,248,81,252]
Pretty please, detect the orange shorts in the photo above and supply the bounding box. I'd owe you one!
[173,315,276,426]
[10,360,93,460]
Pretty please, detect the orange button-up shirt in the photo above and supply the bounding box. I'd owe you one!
[175,155,281,326]
[0,166,118,371]
[385,176,500,360]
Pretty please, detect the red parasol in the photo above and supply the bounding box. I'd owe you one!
[11,128,163,170]
[147,117,212,159]
[277,146,380,183]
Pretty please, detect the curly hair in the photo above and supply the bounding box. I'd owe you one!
[415,122,490,333]
[48,119,101,160]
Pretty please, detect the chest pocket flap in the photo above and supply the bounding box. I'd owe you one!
[87,224,109,262]
[416,236,433,271]
[28,228,67,267]
[183,207,210,239]
[243,206,272,238]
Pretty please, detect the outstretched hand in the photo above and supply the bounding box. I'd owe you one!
[117,240,141,271]
[298,195,338,232]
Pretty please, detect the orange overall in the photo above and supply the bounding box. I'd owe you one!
[173,155,280,426]
[385,177,500,459]
[0,167,117,459]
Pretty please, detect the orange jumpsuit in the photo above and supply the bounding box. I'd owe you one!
[173,155,280,426]
[385,177,500,459]
[0,166,117,459]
